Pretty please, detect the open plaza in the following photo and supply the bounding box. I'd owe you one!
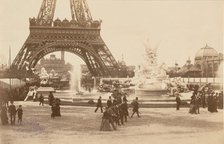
[0,101,223,144]
[0,0,224,144]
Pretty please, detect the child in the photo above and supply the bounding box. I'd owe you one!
[17,105,23,124]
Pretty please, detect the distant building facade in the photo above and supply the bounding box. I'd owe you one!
[35,51,72,76]
[80,61,135,78]
[177,59,201,77]
[194,44,223,77]
[167,44,223,78]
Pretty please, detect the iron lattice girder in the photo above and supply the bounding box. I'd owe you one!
[28,26,119,67]
[12,26,119,77]
[37,0,93,26]
[70,0,92,23]
[12,0,120,77]
[37,0,57,26]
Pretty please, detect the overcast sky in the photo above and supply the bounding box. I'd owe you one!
[0,0,223,67]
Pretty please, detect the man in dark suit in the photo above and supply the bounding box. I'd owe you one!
[120,100,129,124]
[95,96,103,113]
[175,92,181,110]
[8,101,16,125]
[131,97,140,118]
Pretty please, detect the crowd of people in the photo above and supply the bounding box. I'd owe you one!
[95,90,141,131]
[0,89,63,125]
[1,80,223,132]
[175,83,223,114]
[189,84,223,114]
[0,101,23,125]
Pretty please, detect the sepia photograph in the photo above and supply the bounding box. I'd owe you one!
[0,0,223,144]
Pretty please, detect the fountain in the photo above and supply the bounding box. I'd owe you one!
[134,40,168,96]
[68,63,82,93]
[55,64,83,103]
[39,67,50,86]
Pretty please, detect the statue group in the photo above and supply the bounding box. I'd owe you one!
[134,40,168,91]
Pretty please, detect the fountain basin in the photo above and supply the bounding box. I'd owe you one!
[135,88,168,96]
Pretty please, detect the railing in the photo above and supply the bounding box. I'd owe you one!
[169,77,223,85]
[29,18,101,29]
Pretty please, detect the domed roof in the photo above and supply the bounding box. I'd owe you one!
[195,44,218,59]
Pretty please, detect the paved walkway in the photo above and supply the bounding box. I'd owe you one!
[0,101,223,144]
[45,91,192,108]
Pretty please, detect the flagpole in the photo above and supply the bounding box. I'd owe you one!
[9,46,12,94]
[9,45,11,67]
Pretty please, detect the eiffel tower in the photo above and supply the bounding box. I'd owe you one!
[11,0,121,77]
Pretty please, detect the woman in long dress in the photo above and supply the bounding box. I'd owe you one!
[100,107,117,131]
[55,98,61,117]
[100,108,112,131]
[1,104,8,125]
[189,95,196,114]
[207,94,213,112]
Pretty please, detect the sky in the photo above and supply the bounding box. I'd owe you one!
[0,0,223,67]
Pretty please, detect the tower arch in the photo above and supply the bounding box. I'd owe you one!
[27,41,111,77]
[12,0,121,77]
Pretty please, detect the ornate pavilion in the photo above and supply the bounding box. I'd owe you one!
[194,44,223,77]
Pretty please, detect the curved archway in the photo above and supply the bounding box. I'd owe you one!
[28,41,111,77]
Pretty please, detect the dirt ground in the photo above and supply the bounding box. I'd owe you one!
[0,101,223,144]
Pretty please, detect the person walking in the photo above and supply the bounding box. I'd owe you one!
[201,91,206,108]
[131,97,140,118]
[100,108,112,131]
[218,91,223,109]
[51,100,56,119]
[100,107,116,131]
[189,94,196,114]
[107,96,113,108]
[1,104,8,125]
[55,98,61,117]
[39,93,44,106]
[113,97,118,106]
[48,92,54,106]
[175,92,181,110]
[117,93,122,104]
[16,105,23,124]
[123,95,128,102]
[207,93,213,112]
[120,100,129,124]
[212,93,218,112]
[195,94,201,114]
[95,96,103,113]
[8,101,16,125]
[123,100,129,122]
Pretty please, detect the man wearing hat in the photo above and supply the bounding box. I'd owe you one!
[120,98,129,124]
[131,97,140,118]
[175,92,181,110]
